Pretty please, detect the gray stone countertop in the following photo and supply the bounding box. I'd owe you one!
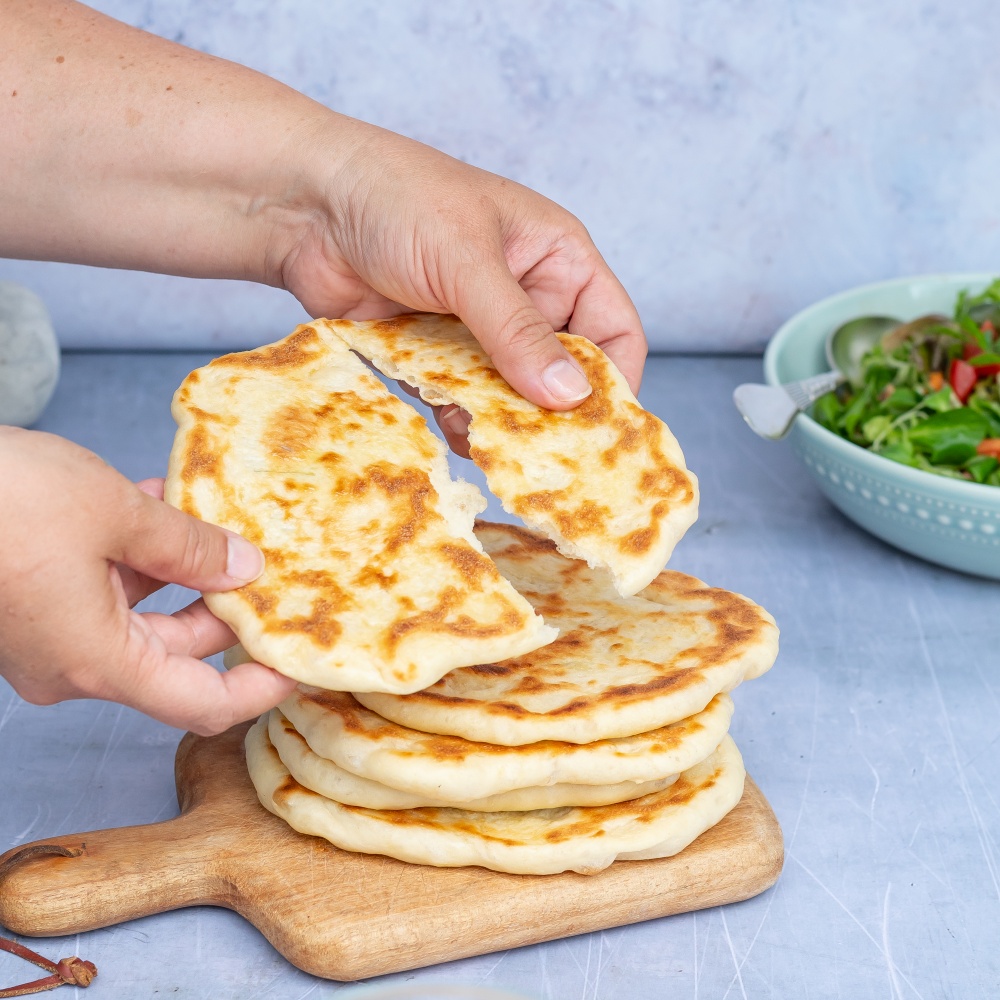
[1,351,998,999]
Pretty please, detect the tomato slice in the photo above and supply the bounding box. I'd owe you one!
[949,358,978,403]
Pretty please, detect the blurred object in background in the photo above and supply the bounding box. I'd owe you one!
[0,282,60,427]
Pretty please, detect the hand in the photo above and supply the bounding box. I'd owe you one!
[279,129,648,455]
[0,428,296,734]
[1,1,647,461]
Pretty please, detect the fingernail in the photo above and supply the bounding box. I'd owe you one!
[441,407,472,437]
[541,358,592,402]
[226,534,265,583]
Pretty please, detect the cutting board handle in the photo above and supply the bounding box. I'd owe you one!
[0,806,225,937]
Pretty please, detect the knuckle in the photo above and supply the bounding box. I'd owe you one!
[499,306,556,355]
[191,703,239,738]
[19,684,64,707]
[176,519,223,580]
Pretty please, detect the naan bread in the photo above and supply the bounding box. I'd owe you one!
[269,710,678,811]
[357,523,779,744]
[319,315,699,597]
[247,718,745,875]
[165,326,555,693]
[274,685,732,801]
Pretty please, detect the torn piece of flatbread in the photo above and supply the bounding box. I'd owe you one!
[247,718,745,875]
[268,709,679,811]
[318,314,699,597]
[356,522,779,745]
[164,325,555,694]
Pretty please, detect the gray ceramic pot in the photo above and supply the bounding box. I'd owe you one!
[0,282,60,427]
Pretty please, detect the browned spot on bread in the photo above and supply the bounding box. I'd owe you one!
[183,403,236,427]
[467,662,517,677]
[513,490,556,513]
[243,587,277,616]
[346,805,525,846]
[302,689,355,713]
[494,407,546,435]
[348,464,435,554]
[510,675,548,694]
[271,596,344,647]
[294,692,399,740]
[469,446,493,471]
[476,521,560,556]
[180,425,223,483]
[437,542,500,584]
[510,492,612,542]
[272,774,306,806]
[370,316,419,337]
[353,564,399,590]
[384,590,526,653]
[428,372,471,392]
[259,545,288,567]
[212,326,322,372]
[565,342,614,425]
[619,526,658,554]
[263,403,317,459]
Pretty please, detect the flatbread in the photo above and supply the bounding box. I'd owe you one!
[319,315,699,597]
[269,710,678,811]
[274,686,732,800]
[357,523,779,744]
[164,326,555,693]
[247,718,745,875]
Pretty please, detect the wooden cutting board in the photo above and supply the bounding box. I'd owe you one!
[0,722,783,982]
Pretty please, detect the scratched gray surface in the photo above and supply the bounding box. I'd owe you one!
[2,351,999,999]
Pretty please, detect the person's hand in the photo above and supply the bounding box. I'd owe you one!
[1,0,647,462]
[278,128,648,455]
[0,427,297,734]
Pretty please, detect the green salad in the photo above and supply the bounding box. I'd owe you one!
[814,279,1000,485]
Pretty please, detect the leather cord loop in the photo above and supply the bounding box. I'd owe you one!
[0,936,97,997]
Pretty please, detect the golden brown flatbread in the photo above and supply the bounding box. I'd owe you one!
[320,314,699,596]
[268,709,680,811]
[272,685,733,801]
[164,326,554,693]
[357,522,779,744]
[247,717,745,875]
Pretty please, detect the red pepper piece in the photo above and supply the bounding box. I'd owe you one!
[977,438,1000,458]
[963,341,983,361]
[949,358,978,403]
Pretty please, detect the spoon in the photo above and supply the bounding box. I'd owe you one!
[733,315,901,440]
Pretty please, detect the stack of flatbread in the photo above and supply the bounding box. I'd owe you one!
[166,316,778,876]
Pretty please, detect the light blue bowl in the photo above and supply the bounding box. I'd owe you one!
[763,273,1000,579]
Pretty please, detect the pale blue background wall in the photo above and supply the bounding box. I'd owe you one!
[3,0,999,351]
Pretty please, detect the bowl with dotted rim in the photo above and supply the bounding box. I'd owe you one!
[764,273,1000,579]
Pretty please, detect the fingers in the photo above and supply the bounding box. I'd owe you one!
[116,485,264,593]
[122,633,296,735]
[455,258,593,411]
[113,562,167,608]
[141,598,238,660]
[564,267,647,397]
[435,406,472,459]
[135,477,165,500]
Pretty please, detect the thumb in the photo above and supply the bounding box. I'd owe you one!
[456,259,593,410]
[116,487,264,591]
